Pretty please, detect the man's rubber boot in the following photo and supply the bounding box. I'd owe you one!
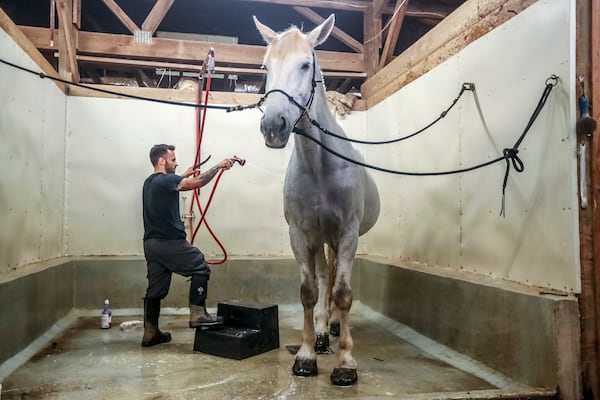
[189,304,224,328]
[188,275,223,328]
[141,298,171,347]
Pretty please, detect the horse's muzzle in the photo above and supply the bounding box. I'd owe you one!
[261,114,291,148]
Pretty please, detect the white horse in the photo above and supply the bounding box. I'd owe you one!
[254,15,380,386]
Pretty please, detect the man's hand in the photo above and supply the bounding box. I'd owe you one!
[177,158,235,191]
[218,158,235,171]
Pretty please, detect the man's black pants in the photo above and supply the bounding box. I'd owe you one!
[143,238,211,306]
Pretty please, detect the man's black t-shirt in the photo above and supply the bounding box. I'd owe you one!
[143,173,186,240]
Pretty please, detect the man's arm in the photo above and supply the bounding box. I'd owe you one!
[177,159,234,191]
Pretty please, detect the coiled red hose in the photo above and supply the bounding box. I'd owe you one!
[188,64,228,265]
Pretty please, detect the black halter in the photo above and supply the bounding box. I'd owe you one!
[235,53,322,129]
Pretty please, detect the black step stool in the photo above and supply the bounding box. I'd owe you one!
[193,301,279,360]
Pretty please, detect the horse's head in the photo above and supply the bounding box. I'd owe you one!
[253,15,334,148]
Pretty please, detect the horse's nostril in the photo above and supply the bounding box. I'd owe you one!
[279,116,287,132]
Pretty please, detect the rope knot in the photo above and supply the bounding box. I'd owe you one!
[500,147,525,217]
[502,148,524,172]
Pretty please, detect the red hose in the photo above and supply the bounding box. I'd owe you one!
[188,62,228,265]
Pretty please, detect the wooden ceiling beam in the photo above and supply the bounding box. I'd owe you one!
[238,0,389,13]
[101,0,140,34]
[236,0,449,20]
[76,55,367,79]
[292,6,363,53]
[379,0,409,68]
[141,0,175,34]
[21,26,364,73]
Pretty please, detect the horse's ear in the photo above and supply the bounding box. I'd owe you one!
[307,14,335,47]
[253,15,278,44]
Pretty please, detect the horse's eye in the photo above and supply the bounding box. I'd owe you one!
[261,64,268,71]
[300,62,311,71]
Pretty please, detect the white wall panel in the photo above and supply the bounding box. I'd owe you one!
[65,98,286,257]
[2,0,579,292]
[0,28,66,272]
[365,0,578,291]
[65,96,368,259]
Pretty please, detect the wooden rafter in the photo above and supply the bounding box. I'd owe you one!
[373,0,390,16]
[362,0,537,108]
[142,0,175,34]
[292,6,363,53]
[379,0,409,68]
[102,0,139,34]
[0,7,64,90]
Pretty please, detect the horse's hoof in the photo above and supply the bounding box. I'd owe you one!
[329,321,340,337]
[315,333,333,354]
[330,367,357,386]
[292,359,318,377]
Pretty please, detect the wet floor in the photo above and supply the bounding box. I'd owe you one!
[1,303,552,399]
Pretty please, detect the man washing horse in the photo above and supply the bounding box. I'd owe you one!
[141,143,235,347]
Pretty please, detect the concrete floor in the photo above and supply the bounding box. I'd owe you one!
[1,303,553,400]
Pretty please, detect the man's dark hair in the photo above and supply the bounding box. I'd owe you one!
[149,144,175,166]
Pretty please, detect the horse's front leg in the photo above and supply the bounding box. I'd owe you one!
[330,234,359,386]
[289,225,319,377]
[314,246,332,353]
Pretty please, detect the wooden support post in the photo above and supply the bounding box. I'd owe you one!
[363,5,381,78]
[56,0,80,83]
[72,0,81,30]
[379,0,409,69]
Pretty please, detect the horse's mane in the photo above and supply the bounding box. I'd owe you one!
[265,26,312,61]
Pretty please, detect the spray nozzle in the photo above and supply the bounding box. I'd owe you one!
[232,155,246,166]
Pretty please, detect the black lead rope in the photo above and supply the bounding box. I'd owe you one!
[311,82,475,145]
[1,56,558,216]
[0,57,231,110]
[499,75,557,216]
[293,75,559,217]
